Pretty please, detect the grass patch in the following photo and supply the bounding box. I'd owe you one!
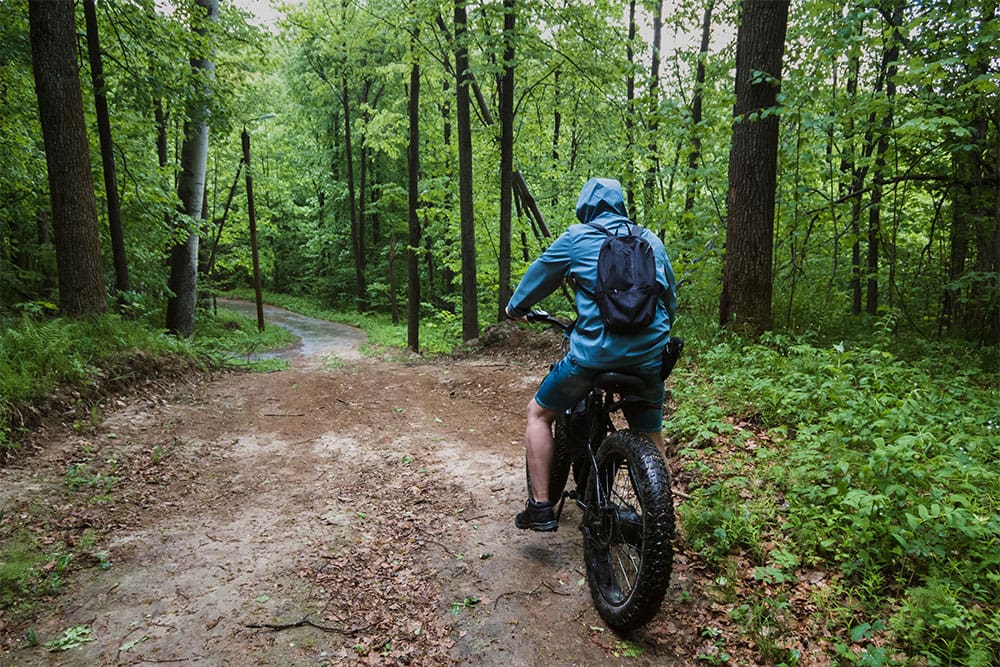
[0,305,299,458]
[0,529,68,615]
[192,305,295,370]
[0,313,188,457]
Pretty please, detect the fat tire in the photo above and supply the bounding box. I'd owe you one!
[582,430,674,632]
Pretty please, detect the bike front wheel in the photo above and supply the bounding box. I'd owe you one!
[582,430,674,632]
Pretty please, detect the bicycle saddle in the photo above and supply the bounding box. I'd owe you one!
[593,372,645,395]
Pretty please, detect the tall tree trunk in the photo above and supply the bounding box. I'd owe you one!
[840,28,863,315]
[987,105,1000,345]
[439,76,456,307]
[155,97,168,167]
[683,0,714,218]
[643,0,664,225]
[943,59,998,344]
[865,3,901,317]
[624,0,637,213]
[407,40,421,352]
[719,0,790,336]
[497,0,515,322]
[434,10,549,244]
[359,78,371,266]
[28,0,108,316]
[83,0,128,295]
[455,0,479,341]
[388,233,399,324]
[341,78,368,312]
[551,68,561,208]
[166,0,217,337]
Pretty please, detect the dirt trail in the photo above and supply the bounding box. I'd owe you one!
[0,319,708,666]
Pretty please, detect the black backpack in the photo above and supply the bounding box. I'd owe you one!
[584,221,662,334]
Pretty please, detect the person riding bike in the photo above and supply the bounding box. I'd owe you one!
[505,177,678,531]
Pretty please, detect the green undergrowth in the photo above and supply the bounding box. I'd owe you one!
[666,319,999,664]
[0,306,295,458]
[193,304,296,370]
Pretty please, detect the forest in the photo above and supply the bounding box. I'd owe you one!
[1,0,998,664]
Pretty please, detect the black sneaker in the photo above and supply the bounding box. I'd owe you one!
[515,500,558,532]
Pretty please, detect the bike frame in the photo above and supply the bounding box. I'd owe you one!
[524,310,644,521]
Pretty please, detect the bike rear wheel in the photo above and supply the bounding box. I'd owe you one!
[582,430,674,632]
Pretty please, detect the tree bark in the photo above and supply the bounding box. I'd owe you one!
[624,0,637,213]
[865,5,902,317]
[83,0,129,296]
[719,0,790,336]
[407,41,421,352]
[165,0,216,337]
[341,77,368,312]
[683,0,714,219]
[643,0,664,224]
[455,0,479,341]
[497,0,515,322]
[28,0,108,316]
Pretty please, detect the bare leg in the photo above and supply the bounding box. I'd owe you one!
[525,398,558,503]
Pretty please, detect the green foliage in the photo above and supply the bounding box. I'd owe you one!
[890,582,999,666]
[679,473,772,564]
[191,304,296,370]
[1,0,997,661]
[0,530,68,614]
[0,313,179,401]
[0,307,298,456]
[667,322,999,663]
[0,314,175,456]
[43,625,95,652]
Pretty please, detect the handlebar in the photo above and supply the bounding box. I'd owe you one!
[524,309,572,332]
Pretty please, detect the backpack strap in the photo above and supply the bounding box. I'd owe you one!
[585,221,611,236]
[574,222,610,297]
[586,220,638,237]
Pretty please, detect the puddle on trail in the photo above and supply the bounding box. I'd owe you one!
[217,298,366,362]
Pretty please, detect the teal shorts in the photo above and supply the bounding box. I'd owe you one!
[534,356,664,432]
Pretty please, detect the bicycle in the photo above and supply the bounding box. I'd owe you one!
[524,310,679,632]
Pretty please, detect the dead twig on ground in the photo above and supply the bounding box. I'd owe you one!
[492,581,572,609]
[245,617,371,635]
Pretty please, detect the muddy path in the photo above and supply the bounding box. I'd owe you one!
[0,314,712,666]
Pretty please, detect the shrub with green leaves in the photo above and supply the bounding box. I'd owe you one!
[666,326,999,663]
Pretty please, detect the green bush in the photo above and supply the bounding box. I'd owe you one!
[665,324,999,663]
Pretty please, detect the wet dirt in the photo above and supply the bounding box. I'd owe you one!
[0,314,714,666]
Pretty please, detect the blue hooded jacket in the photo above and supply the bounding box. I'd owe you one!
[507,178,677,370]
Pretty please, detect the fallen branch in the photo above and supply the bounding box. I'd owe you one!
[492,581,572,609]
[424,538,459,559]
[245,617,371,635]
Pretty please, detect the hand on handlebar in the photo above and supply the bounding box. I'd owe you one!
[507,307,551,323]
[505,307,528,322]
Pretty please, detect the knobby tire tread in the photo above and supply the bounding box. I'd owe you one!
[583,430,674,632]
